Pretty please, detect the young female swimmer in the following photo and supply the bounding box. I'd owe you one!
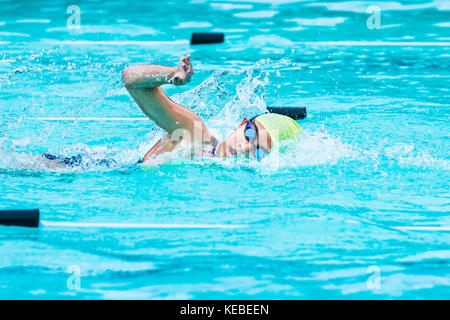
[41,55,301,168]
[121,55,301,165]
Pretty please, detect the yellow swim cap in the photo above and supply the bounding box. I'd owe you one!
[254,113,301,148]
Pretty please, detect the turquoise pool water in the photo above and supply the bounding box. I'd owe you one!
[0,0,449,299]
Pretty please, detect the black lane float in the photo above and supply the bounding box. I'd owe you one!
[190,32,225,45]
[267,106,306,120]
[0,209,40,228]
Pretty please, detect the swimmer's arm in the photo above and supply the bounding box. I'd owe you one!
[121,65,177,89]
[121,55,208,137]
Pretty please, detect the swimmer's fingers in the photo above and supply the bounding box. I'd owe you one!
[181,55,194,76]
[170,55,193,85]
[182,54,191,66]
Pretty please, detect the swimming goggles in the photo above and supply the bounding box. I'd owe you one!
[244,120,267,161]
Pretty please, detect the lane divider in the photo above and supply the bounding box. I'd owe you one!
[292,41,450,46]
[41,32,225,47]
[0,209,39,228]
[41,221,246,229]
[0,209,246,229]
[39,39,449,47]
[393,226,450,232]
[28,117,151,121]
[27,107,307,122]
[2,210,448,231]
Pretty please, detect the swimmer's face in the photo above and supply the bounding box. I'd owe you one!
[216,117,272,159]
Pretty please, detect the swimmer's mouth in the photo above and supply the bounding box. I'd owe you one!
[227,146,237,157]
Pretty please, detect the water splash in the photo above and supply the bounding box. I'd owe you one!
[172,58,294,139]
[384,143,449,170]
[0,57,361,171]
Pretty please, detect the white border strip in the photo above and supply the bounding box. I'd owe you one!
[394,226,450,232]
[30,117,149,121]
[41,221,247,229]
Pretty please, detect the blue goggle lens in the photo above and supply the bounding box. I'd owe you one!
[254,148,266,161]
[245,121,267,161]
[244,123,256,142]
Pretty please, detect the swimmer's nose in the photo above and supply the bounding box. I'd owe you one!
[235,142,244,153]
[235,142,250,155]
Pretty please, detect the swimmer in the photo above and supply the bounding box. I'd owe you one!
[40,55,301,168]
[122,54,301,165]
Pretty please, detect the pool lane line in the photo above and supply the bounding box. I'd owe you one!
[41,40,190,46]
[393,226,450,232]
[2,210,447,231]
[0,209,247,229]
[42,33,225,46]
[28,107,307,122]
[40,221,247,229]
[29,117,151,121]
[40,40,450,47]
[292,41,450,46]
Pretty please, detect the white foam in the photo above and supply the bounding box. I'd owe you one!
[0,32,30,37]
[210,2,253,10]
[212,28,248,33]
[16,19,51,23]
[234,10,278,18]
[308,0,450,13]
[46,24,158,36]
[173,21,212,29]
[288,17,346,27]
[380,24,402,29]
[283,26,306,32]
[384,143,450,170]
[273,129,357,168]
[249,35,294,47]
[435,22,450,27]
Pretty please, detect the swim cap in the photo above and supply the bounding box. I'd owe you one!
[254,113,301,149]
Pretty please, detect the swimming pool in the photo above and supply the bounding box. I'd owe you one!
[0,0,449,299]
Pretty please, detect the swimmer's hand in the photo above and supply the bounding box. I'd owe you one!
[169,54,194,86]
